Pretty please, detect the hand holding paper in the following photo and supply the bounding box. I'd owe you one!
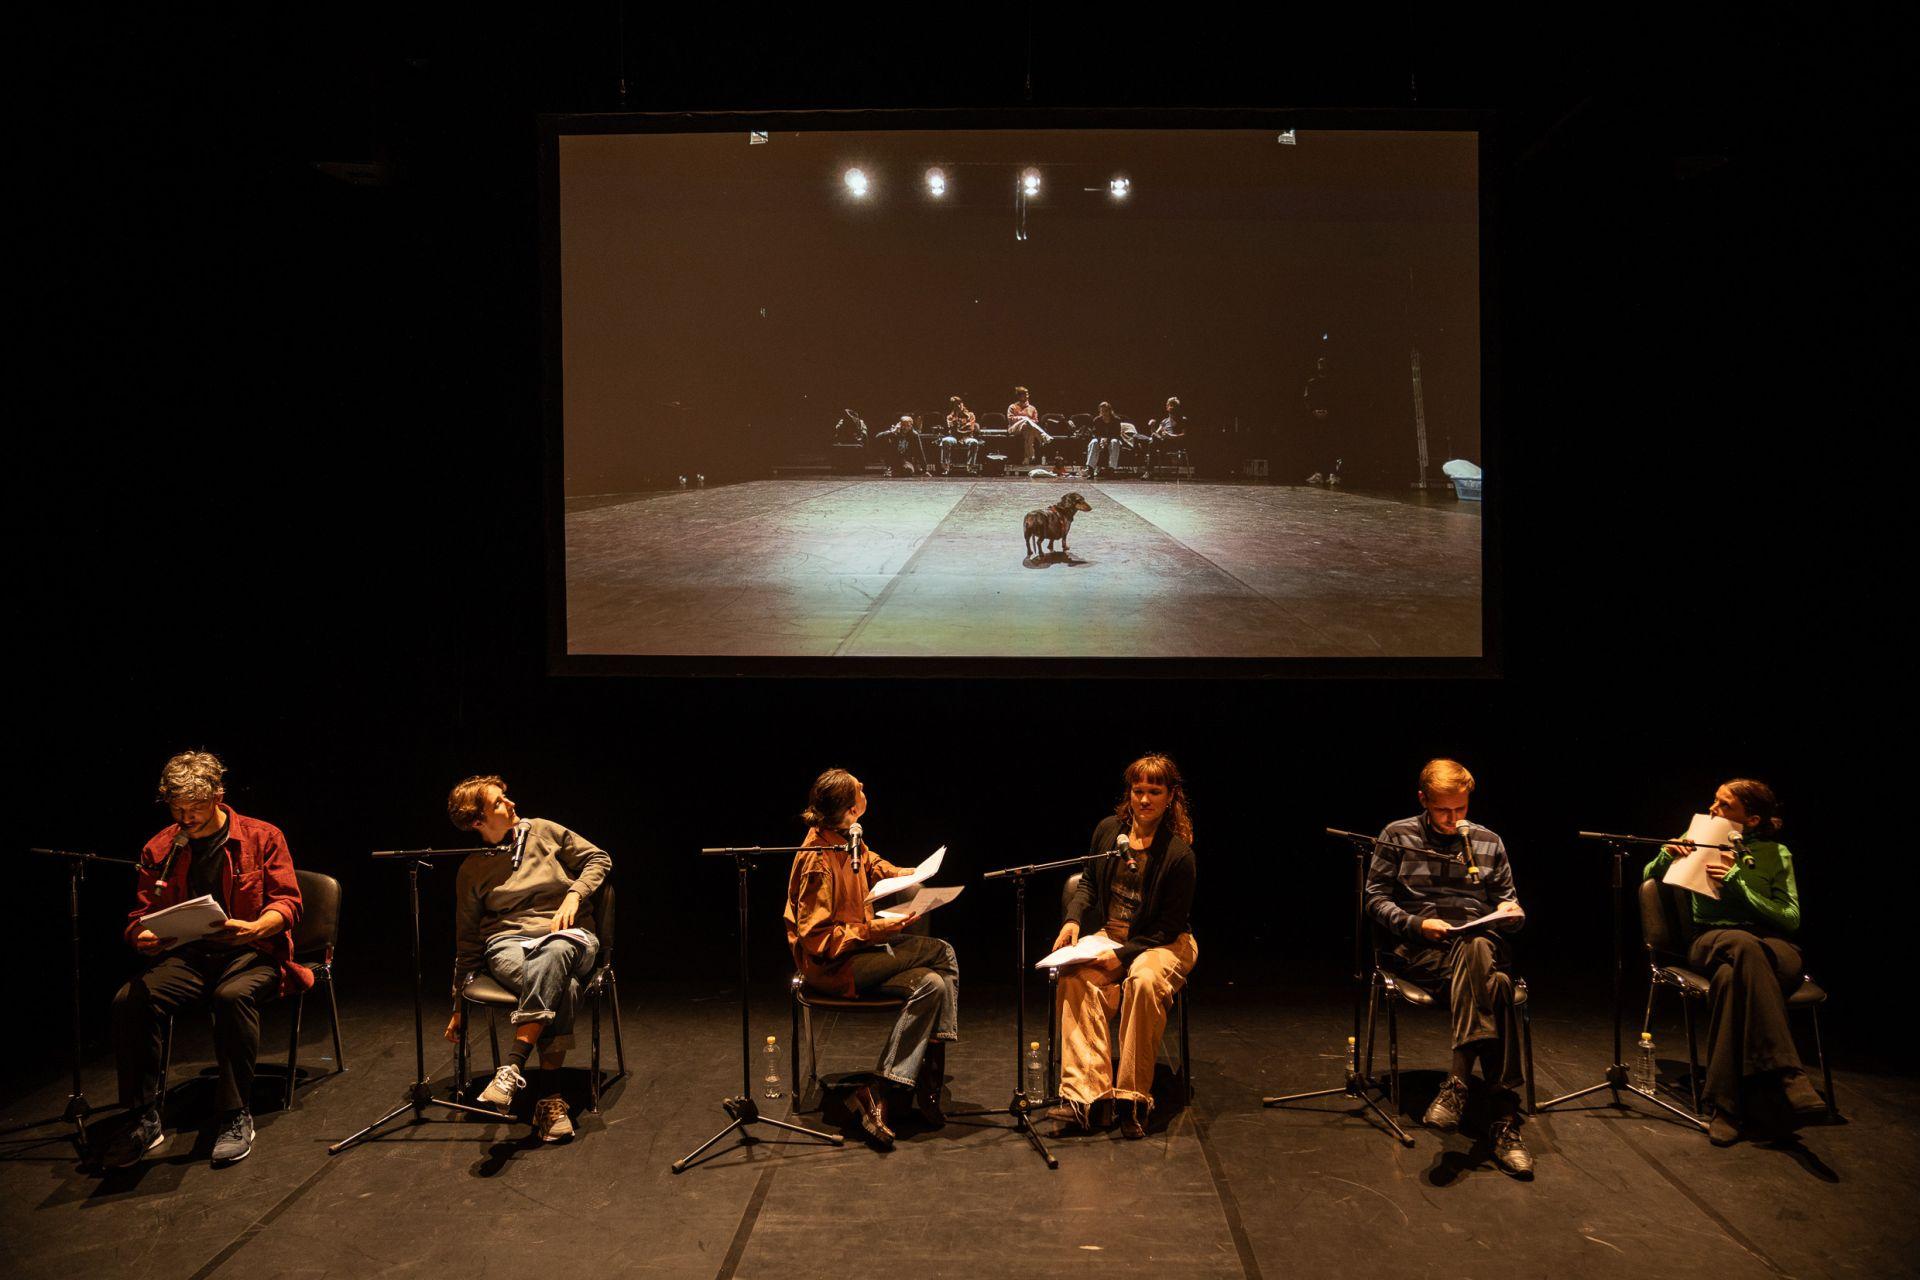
[1663,813,1740,900]
[1036,933,1121,970]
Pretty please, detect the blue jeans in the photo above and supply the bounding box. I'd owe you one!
[483,931,598,1051]
[844,935,960,1086]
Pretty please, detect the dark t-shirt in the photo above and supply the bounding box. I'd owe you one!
[185,818,240,954]
[1104,845,1154,941]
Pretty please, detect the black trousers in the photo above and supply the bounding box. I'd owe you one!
[113,948,279,1115]
[1689,927,1804,1118]
[1391,932,1525,1094]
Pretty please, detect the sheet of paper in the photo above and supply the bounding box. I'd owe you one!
[866,845,946,902]
[1662,813,1739,899]
[139,894,230,949]
[1446,905,1525,934]
[874,884,965,920]
[1034,933,1121,970]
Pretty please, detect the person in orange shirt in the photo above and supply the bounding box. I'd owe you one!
[785,769,959,1148]
[1006,385,1055,466]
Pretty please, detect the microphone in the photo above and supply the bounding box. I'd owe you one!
[1116,832,1134,871]
[1455,821,1481,878]
[847,822,863,873]
[153,830,189,890]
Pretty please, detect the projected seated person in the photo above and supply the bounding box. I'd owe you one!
[442,775,611,1145]
[940,396,982,474]
[1049,754,1198,1141]
[1085,402,1125,476]
[785,768,958,1149]
[1006,386,1055,466]
[872,414,931,476]
[1139,397,1188,478]
[833,409,869,448]
[1365,757,1532,1176]
[1303,358,1341,485]
[104,751,310,1170]
[1642,778,1822,1146]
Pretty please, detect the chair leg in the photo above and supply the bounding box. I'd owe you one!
[789,990,802,1108]
[1387,996,1400,1110]
[326,967,346,1073]
[159,1016,174,1122]
[1810,1004,1837,1118]
[285,990,306,1112]
[589,984,603,1114]
[1681,993,1703,1115]
[608,971,627,1077]
[488,1013,501,1070]
[1641,973,1658,1040]
[1520,988,1536,1116]
[1363,973,1380,1080]
[1179,990,1192,1105]
[454,1001,470,1102]
[799,1003,821,1113]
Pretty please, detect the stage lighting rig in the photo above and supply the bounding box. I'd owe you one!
[1020,167,1042,197]
[843,168,870,198]
[1109,175,1131,199]
[926,166,948,197]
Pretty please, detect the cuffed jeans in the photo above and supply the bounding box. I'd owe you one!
[1057,932,1197,1115]
[843,935,960,1087]
[481,931,598,1052]
[113,947,279,1115]
[1086,437,1121,470]
[940,435,980,469]
[1690,927,1804,1118]
[1391,932,1525,1096]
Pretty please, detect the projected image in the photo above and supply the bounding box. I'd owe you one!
[557,127,1482,661]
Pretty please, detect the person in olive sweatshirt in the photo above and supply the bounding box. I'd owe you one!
[443,775,611,1144]
[1644,778,1825,1145]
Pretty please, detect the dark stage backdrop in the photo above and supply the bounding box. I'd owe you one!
[20,12,1877,1095]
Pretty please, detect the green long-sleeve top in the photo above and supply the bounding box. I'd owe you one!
[1643,837,1800,934]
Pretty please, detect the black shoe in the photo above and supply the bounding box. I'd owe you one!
[1488,1119,1533,1177]
[1423,1075,1469,1131]
[101,1109,164,1169]
[211,1110,254,1164]
[913,1042,946,1127]
[1780,1070,1827,1117]
[1708,1110,1741,1146]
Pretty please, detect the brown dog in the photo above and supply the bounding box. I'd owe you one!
[1023,491,1092,558]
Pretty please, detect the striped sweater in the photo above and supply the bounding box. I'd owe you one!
[1365,815,1521,941]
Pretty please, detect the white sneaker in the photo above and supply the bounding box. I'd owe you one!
[479,1063,527,1108]
[533,1094,575,1143]
[1307,472,1325,485]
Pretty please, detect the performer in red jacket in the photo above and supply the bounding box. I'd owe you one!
[102,751,310,1169]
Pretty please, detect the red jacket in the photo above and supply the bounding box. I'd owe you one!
[126,805,315,997]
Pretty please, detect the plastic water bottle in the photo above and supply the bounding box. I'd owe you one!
[1633,1031,1656,1093]
[1024,1041,1045,1098]
[1346,1035,1358,1072]
[762,1035,782,1099]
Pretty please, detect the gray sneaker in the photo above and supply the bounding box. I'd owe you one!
[211,1110,254,1164]
[1423,1075,1470,1131]
[1489,1118,1533,1177]
[102,1109,165,1169]
[479,1063,527,1108]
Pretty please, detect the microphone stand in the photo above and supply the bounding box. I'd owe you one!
[329,846,527,1155]
[1533,831,1715,1130]
[945,847,1119,1170]
[672,844,845,1173]
[1261,828,1414,1145]
[15,848,140,1161]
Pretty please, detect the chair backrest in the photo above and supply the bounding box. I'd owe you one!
[293,869,342,956]
[1062,871,1082,918]
[978,411,1008,431]
[1637,876,1690,961]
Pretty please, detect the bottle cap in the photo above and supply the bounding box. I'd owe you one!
[766,1035,777,1045]
[1639,1031,1652,1042]
[1029,1041,1041,1051]
[1346,1036,1356,1046]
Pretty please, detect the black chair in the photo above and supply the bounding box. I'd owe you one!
[1051,871,1192,1105]
[1637,877,1835,1119]
[1360,929,1536,1117]
[788,976,909,1113]
[159,868,347,1114]
[455,883,627,1113]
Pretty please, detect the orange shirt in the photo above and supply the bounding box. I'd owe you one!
[1007,401,1038,425]
[785,828,910,996]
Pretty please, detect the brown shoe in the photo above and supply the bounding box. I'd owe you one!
[1708,1110,1741,1146]
[1780,1070,1827,1117]
[1118,1100,1147,1140]
[849,1085,894,1148]
[1044,1102,1092,1138]
[533,1094,574,1144]
[913,1043,946,1127]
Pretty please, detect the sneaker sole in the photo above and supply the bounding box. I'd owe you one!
[212,1144,252,1165]
[478,1088,519,1108]
[104,1130,166,1169]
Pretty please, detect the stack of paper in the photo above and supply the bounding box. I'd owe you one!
[1662,813,1740,899]
[140,895,229,950]
[1035,934,1121,970]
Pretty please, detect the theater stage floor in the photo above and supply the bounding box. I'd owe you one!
[4,985,1912,1280]
[564,480,1482,659]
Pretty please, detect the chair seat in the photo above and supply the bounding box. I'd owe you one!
[1788,978,1827,1006]
[462,975,519,1005]
[1389,972,1528,1009]
[1655,965,1712,997]
[793,987,907,1011]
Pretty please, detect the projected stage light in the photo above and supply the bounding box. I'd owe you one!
[926,167,947,197]
[843,168,870,197]
[1020,167,1042,196]
[1109,175,1131,199]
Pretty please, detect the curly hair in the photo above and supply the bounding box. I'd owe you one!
[156,751,225,804]
[1113,754,1194,844]
[447,774,506,831]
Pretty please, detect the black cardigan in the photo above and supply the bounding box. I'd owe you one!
[1062,814,1196,969]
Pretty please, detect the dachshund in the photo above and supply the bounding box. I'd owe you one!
[1023,492,1092,558]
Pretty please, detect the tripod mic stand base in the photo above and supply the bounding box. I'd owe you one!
[328,1080,527,1156]
[1535,1064,1709,1130]
[1263,1071,1415,1147]
[947,1091,1060,1169]
[671,1095,844,1174]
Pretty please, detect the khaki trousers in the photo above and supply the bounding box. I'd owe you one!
[1056,932,1197,1113]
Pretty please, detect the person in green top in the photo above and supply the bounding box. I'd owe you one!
[1643,778,1825,1145]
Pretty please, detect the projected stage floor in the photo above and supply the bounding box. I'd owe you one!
[565,480,1481,659]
